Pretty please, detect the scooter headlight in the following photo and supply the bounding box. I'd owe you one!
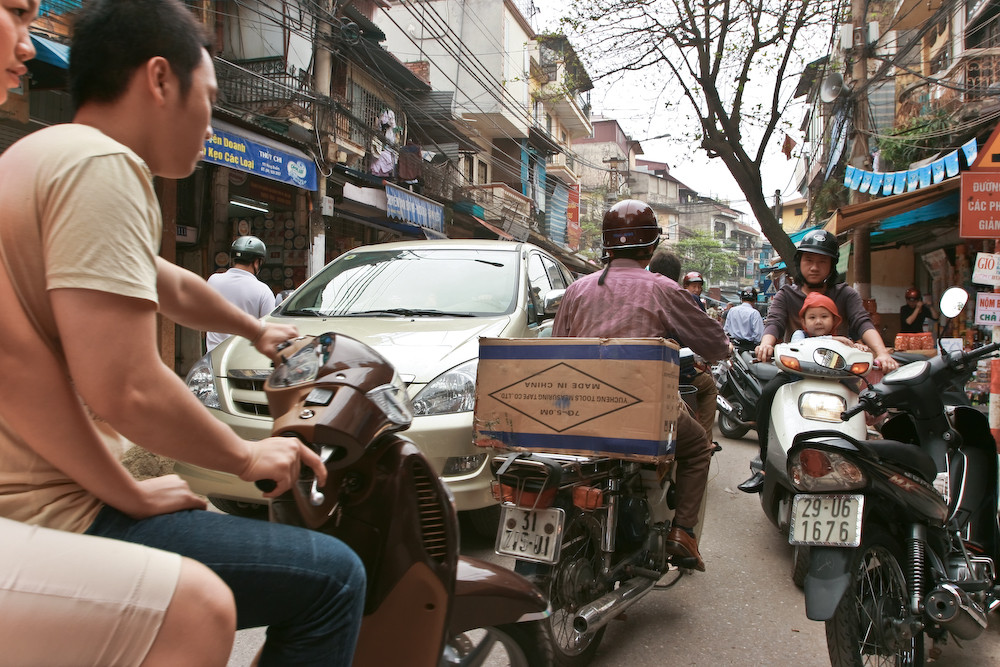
[366,373,414,428]
[268,342,322,388]
[798,392,847,423]
[788,448,866,491]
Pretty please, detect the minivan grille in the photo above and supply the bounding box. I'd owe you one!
[411,459,449,563]
[226,371,271,417]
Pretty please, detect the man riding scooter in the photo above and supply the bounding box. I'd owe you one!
[739,229,897,493]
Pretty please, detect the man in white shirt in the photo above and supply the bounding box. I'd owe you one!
[206,236,277,350]
[724,288,764,345]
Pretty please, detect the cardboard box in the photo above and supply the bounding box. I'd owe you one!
[473,337,679,462]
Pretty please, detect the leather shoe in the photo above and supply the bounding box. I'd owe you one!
[738,470,765,494]
[664,526,706,572]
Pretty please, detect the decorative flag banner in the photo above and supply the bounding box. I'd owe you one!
[945,150,960,177]
[870,172,884,194]
[931,159,946,183]
[859,171,873,193]
[894,172,907,193]
[844,165,856,188]
[962,138,979,166]
[883,172,897,195]
[919,165,932,188]
[907,169,920,191]
[848,167,863,190]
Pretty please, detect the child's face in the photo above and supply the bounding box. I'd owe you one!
[802,306,835,337]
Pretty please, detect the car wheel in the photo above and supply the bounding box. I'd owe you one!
[465,504,501,538]
[209,497,268,519]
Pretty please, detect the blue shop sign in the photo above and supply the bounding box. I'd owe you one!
[204,127,317,191]
[385,182,444,233]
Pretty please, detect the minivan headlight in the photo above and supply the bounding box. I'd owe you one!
[186,354,220,409]
[412,360,478,415]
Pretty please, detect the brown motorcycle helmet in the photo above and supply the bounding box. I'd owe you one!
[601,199,661,255]
[905,287,921,301]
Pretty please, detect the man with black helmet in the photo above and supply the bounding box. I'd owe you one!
[554,199,729,571]
[739,228,897,493]
[206,235,277,351]
[724,288,764,345]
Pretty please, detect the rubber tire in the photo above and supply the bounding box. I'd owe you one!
[208,497,268,519]
[515,514,606,667]
[717,404,751,439]
[825,527,924,667]
[791,544,810,589]
[465,504,501,539]
[445,621,555,667]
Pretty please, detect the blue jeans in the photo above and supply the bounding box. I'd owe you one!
[86,506,365,667]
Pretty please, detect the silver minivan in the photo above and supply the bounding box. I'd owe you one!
[177,239,574,531]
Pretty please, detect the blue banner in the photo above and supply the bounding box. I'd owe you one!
[931,158,945,183]
[385,182,444,232]
[870,172,884,194]
[962,138,979,166]
[894,172,907,193]
[203,127,317,190]
[844,165,856,188]
[859,171,873,193]
[945,151,960,177]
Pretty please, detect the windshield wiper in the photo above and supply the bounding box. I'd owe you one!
[279,308,323,317]
[343,308,476,318]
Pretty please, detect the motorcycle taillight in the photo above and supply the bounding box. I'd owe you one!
[800,449,834,478]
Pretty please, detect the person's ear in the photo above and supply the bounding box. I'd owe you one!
[145,56,173,106]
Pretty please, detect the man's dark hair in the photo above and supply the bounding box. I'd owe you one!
[648,248,682,282]
[70,0,212,109]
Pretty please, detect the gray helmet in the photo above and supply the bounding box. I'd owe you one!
[231,235,266,262]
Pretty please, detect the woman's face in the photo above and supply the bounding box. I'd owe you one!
[1,1,37,106]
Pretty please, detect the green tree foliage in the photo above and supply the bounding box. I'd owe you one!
[560,0,839,266]
[876,110,952,171]
[674,231,740,286]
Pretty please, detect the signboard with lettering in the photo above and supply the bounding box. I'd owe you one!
[960,172,1000,237]
[973,252,1000,286]
[203,127,317,191]
[385,182,444,232]
[975,291,1000,325]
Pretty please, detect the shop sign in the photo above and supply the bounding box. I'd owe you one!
[972,252,1000,286]
[960,172,1000,238]
[385,182,444,233]
[204,127,317,191]
[975,291,1000,325]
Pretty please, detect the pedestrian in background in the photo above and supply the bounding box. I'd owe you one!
[899,287,938,334]
[206,235,277,351]
[724,288,764,345]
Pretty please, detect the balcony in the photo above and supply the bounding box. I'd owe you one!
[545,152,578,182]
[460,183,534,241]
[943,48,1000,102]
[215,57,314,120]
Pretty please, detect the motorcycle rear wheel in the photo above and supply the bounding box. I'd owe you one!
[717,408,750,439]
[443,620,554,667]
[516,512,606,666]
[826,528,924,667]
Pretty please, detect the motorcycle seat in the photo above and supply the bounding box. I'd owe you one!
[747,358,780,382]
[861,439,937,483]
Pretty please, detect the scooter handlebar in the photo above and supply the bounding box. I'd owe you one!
[255,479,277,493]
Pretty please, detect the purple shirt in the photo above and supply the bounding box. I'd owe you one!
[553,259,729,362]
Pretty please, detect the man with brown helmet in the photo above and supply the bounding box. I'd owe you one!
[553,199,729,571]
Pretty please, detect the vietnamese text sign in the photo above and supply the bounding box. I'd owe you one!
[975,291,1000,325]
[961,173,1000,237]
[973,252,1000,286]
[385,182,444,232]
[203,127,317,191]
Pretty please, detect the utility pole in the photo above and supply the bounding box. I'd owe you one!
[849,0,872,300]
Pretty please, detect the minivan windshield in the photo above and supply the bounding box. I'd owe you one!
[280,248,519,317]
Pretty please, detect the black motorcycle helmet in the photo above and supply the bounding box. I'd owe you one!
[739,287,756,302]
[601,200,661,261]
[792,229,840,288]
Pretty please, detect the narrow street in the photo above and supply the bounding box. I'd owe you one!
[227,430,1000,666]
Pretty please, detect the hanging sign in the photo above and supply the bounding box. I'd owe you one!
[975,292,1000,325]
[972,252,1000,286]
[960,173,1000,238]
[203,126,317,191]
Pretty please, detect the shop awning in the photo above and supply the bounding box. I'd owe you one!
[30,35,69,68]
[826,177,960,235]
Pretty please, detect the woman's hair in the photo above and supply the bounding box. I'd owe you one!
[70,0,212,110]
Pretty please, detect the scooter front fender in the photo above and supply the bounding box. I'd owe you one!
[803,546,853,621]
[449,556,549,633]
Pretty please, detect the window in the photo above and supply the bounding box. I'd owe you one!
[794,207,803,216]
[478,160,488,184]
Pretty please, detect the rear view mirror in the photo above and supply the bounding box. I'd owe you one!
[813,347,846,370]
[939,287,969,319]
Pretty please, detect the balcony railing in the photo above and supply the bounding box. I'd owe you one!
[461,183,534,240]
[215,57,314,120]
[545,152,576,177]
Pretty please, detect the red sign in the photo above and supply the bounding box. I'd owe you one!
[566,184,581,251]
[960,172,1000,238]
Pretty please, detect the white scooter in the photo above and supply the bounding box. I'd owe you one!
[754,337,874,584]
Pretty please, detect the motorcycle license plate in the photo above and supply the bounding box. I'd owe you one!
[495,505,565,564]
[789,494,864,547]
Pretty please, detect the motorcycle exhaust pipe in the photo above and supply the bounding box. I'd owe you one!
[716,396,753,427]
[925,583,988,640]
[573,575,656,636]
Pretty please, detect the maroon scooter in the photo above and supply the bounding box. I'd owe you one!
[260,332,552,666]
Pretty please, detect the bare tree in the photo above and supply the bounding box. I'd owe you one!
[562,0,839,265]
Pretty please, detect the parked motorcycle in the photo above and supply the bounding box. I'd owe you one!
[788,288,1000,665]
[258,332,553,666]
[712,336,776,439]
[748,336,874,585]
[489,378,707,667]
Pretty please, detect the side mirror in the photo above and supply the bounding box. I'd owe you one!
[542,288,566,317]
[939,287,968,319]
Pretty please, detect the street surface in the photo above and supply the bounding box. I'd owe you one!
[226,430,1000,666]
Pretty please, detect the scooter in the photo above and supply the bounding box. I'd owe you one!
[712,336,777,439]
[788,288,1000,665]
[258,332,553,666]
[747,337,874,585]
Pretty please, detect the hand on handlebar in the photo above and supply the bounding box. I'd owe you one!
[239,436,327,499]
[253,322,301,361]
[755,342,774,363]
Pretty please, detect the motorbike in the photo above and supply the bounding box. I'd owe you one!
[788,287,1000,665]
[488,345,707,666]
[257,332,553,666]
[748,336,874,586]
[711,336,777,439]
